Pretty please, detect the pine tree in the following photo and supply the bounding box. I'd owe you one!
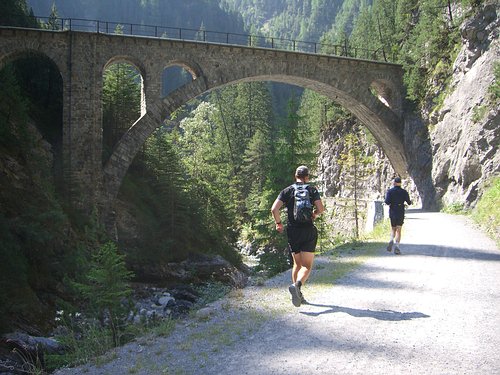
[73,242,134,347]
[337,129,375,239]
[0,0,37,27]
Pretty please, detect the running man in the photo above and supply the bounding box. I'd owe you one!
[271,165,325,307]
[385,176,412,255]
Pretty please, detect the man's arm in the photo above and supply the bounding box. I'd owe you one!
[405,191,412,206]
[312,199,325,220]
[271,198,284,233]
[384,190,391,205]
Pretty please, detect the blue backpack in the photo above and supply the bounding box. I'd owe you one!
[293,184,313,222]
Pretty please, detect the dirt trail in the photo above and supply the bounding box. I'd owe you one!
[54,210,500,375]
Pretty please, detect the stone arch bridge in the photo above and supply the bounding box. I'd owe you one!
[0,26,408,224]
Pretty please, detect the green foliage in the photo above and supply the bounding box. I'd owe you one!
[221,0,344,41]
[102,62,141,162]
[28,0,247,36]
[472,105,489,123]
[442,202,468,214]
[48,312,113,369]
[337,129,376,239]
[118,127,240,266]
[254,249,290,277]
[472,177,500,244]
[398,1,461,105]
[362,217,392,242]
[72,242,134,346]
[0,55,70,333]
[0,0,38,27]
[488,62,500,102]
[0,65,31,150]
[192,282,232,308]
[175,83,280,249]
[47,305,176,370]
[344,0,464,108]
[0,214,29,333]
[42,2,60,29]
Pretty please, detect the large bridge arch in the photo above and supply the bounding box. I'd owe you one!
[104,69,406,207]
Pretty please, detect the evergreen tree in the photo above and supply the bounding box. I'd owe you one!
[338,131,375,238]
[73,242,134,347]
[43,1,60,30]
[0,0,37,27]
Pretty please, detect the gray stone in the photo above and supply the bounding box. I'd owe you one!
[158,296,175,306]
[365,201,384,233]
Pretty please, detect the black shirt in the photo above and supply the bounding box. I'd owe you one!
[278,183,321,227]
[385,186,411,218]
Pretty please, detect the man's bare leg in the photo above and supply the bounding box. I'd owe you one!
[289,252,315,306]
[394,226,402,254]
[388,226,396,252]
[291,253,302,283]
[292,251,315,285]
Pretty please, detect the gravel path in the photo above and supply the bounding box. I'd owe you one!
[54,210,500,375]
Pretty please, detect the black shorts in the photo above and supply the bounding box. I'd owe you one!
[286,225,318,253]
[390,216,404,227]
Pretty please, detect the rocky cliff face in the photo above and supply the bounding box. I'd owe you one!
[429,4,499,207]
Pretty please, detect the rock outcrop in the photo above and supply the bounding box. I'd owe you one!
[430,4,499,207]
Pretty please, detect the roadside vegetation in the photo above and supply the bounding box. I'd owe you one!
[471,177,500,245]
[442,176,500,245]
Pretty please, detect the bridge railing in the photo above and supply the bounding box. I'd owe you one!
[13,16,395,62]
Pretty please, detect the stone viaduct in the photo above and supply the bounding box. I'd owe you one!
[0,26,408,225]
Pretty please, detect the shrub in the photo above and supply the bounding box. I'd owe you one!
[472,177,500,244]
[442,202,468,214]
[72,242,134,347]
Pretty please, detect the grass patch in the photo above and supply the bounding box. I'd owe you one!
[442,202,468,215]
[192,281,232,309]
[46,314,177,372]
[148,317,176,337]
[310,219,390,291]
[435,177,499,246]
[488,62,500,102]
[472,104,489,123]
[312,253,369,286]
[363,218,392,242]
[472,176,500,245]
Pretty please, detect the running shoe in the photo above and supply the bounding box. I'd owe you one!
[394,246,401,255]
[387,240,393,252]
[288,283,302,307]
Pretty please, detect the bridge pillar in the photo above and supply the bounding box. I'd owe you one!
[62,32,104,215]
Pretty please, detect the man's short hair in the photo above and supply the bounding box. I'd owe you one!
[394,177,402,183]
[295,165,309,178]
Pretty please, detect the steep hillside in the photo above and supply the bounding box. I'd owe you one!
[220,0,345,40]
[27,0,246,33]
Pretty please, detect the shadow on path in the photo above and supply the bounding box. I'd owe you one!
[364,242,500,262]
[397,244,500,261]
[300,303,430,321]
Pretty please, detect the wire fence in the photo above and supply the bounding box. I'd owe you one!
[8,15,395,63]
